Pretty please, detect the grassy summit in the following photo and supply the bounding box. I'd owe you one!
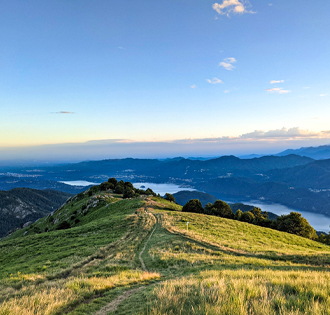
[1,184,330,315]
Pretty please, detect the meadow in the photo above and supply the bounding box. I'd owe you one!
[1,188,330,314]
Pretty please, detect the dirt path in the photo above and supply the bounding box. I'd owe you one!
[94,286,145,315]
[93,210,157,314]
[139,224,156,271]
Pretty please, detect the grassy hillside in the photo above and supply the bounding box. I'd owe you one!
[1,187,330,315]
[0,188,72,238]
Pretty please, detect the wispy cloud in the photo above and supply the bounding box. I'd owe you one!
[320,94,329,97]
[53,111,75,114]
[303,87,310,89]
[266,87,291,94]
[238,127,325,140]
[190,85,197,89]
[206,77,223,84]
[219,57,236,70]
[270,80,284,84]
[118,47,124,49]
[212,0,255,17]
[224,90,231,93]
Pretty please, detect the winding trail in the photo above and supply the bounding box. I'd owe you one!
[94,287,145,315]
[94,211,157,314]
[139,225,156,271]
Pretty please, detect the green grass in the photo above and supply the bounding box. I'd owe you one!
[1,193,330,315]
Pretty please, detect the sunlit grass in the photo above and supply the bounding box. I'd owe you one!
[148,269,330,315]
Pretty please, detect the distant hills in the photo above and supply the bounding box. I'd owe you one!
[1,153,330,217]
[277,144,330,160]
[0,188,71,237]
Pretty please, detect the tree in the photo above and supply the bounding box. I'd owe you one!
[182,199,204,214]
[204,202,216,215]
[240,211,255,223]
[212,200,234,219]
[123,187,135,199]
[250,207,268,224]
[234,209,243,220]
[276,212,317,239]
[114,180,125,194]
[100,181,113,191]
[124,182,134,189]
[145,188,156,196]
[164,193,176,203]
[108,178,118,186]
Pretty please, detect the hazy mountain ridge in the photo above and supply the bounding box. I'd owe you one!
[277,144,330,160]
[0,188,72,237]
[2,154,330,217]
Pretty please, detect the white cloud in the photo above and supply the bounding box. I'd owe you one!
[219,57,237,70]
[212,0,255,17]
[206,77,223,84]
[224,90,231,93]
[239,127,319,139]
[320,94,329,97]
[303,87,310,89]
[266,87,291,94]
[190,85,197,89]
[270,80,284,84]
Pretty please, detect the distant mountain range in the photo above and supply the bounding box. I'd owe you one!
[0,188,71,237]
[277,145,330,160]
[1,152,330,217]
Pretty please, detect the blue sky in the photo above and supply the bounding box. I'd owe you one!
[1,0,330,159]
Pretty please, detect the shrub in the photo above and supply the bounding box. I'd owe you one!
[240,211,255,223]
[145,188,156,196]
[182,199,204,214]
[276,212,317,239]
[114,181,125,194]
[212,200,234,219]
[108,177,118,186]
[100,182,113,191]
[123,187,135,199]
[56,221,71,230]
[164,193,176,203]
[234,209,243,220]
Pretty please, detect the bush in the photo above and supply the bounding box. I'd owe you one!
[234,209,243,220]
[240,211,255,223]
[56,221,71,230]
[100,182,114,191]
[276,212,317,239]
[114,181,125,194]
[164,193,176,203]
[108,177,118,186]
[182,199,204,214]
[212,200,234,219]
[123,187,135,199]
[145,188,156,196]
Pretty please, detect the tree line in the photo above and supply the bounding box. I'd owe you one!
[182,199,319,240]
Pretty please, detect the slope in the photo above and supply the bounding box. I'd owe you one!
[0,188,72,238]
[1,186,330,315]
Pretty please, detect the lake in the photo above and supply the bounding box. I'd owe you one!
[133,182,195,196]
[227,199,330,233]
[59,180,101,186]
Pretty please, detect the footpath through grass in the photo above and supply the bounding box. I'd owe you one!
[1,193,330,315]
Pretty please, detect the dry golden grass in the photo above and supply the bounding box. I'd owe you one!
[0,270,160,315]
[66,270,160,293]
[148,269,330,315]
[0,286,77,315]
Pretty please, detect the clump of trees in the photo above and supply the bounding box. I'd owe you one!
[164,193,176,203]
[182,198,317,240]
